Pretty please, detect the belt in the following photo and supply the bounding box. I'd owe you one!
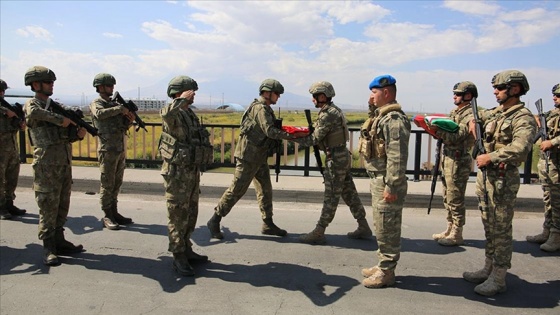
[442,148,468,158]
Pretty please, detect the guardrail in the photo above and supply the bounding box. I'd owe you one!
[17,123,536,184]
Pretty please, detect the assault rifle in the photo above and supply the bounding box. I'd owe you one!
[470,98,489,210]
[49,99,100,138]
[0,98,25,128]
[533,98,550,173]
[427,139,442,215]
[274,108,283,182]
[304,109,324,177]
[112,91,148,132]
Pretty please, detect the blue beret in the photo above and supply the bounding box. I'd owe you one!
[369,75,396,90]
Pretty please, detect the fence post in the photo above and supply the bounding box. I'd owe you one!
[19,129,27,163]
[523,148,533,184]
[413,131,422,182]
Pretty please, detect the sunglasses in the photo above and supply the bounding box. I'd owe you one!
[554,94,560,98]
[493,85,508,91]
[42,81,54,85]
[453,92,464,97]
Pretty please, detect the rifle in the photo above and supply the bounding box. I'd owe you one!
[470,98,489,210]
[427,139,442,214]
[274,107,283,182]
[533,98,550,173]
[49,99,100,138]
[0,98,25,128]
[304,109,324,177]
[112,91,148,132]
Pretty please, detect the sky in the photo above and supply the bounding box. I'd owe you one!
[1,0,559,112]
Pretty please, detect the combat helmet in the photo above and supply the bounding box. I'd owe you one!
[0,79,9,91]
[259,79,284,94]
[24,66,56,86]
[491,70,529,95]
[167,75,198,97]
[552,84,560,95]
[453,81,478,98]
[93,73,116,87]
[309,81,335,98]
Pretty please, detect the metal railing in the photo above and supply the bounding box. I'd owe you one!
[18,123,537,183]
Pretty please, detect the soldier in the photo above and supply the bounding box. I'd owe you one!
[430,82,476,246]
[160,76,213,276]
[358,75,410,288]
[90,73,135,230]
[296,81,372,245]
[207,79,305,240]
[526,83,560,252]
[0,79,27,220]
[24,66,85,266]
[464,70,536,296]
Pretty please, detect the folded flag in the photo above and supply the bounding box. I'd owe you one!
[425,116,459,133]
[412,114,446,137]
[282,126,309,134]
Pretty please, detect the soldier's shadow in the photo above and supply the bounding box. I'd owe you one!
[397,274,560,309]
[0,244,44,275]
[199,261,360,306]
[13,213,39,225]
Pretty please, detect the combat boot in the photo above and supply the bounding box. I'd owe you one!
[526,227,550,244]
[347,218,373,239]
[474,267,507,296]
[0,204,12,220]
[362,267,395,288]
[185,247,209,263]
[540,231,560,252]
[102,216,120,230]
[114,212,133,225]
[463,257,493,284]
[438,224,464,246]
[172,252,194,276]
[299,224,326,245]
[43,238,59,266]
[6,200,26,216]
[207,213,224,239]
[262,218,287,237]
[432,222,452,241]
[55,228,84,255]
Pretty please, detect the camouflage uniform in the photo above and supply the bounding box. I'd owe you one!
[159,98,212,255]
[90,96,131,223]
[0,101,22,218]
[297,101,370,243]
[360,101,410,271]
[25,97,81,240]
[212,96,295,230]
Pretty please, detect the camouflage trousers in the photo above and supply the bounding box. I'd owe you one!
[476,165,519,269]
[441,153,472,227]
[317,148,366,227]
[162,162,200,253]
[0,138,20,207]
[33,163,72,240]
[538,158,560,232]
[98,151,126,214]
[215,158,274,220]
[369,172,407,270]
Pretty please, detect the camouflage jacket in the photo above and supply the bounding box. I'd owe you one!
[480,102,537,167]
[90,97,131,152]
[436,104,474,152]
[235,97,294,163]
[297,102,349,152]
[545,107,560,149]
[24,97,72,165]
[363,102,411,194]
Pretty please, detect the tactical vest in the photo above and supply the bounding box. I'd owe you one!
[484,104,532,163]
[159,108,213,166]
[92,101,130,135]
[28,124,80,147]
[359,103,404,159]
[316,103,349,151]
[238,100,278,150]
[0,113,18,133]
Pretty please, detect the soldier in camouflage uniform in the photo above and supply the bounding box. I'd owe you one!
[430,82,476,246]
[90,73,135,230]
[526,83,560,252]
[358,75,410,288]
[160,76,213,276]
[0,79,27,220]
[296,81,372,245]
[24,66,86,266]
[207,79,305,240]
[463,70,536,296]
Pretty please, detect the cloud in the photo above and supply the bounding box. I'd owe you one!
[442,0,500,16]
[322,1,390,24]
[102,32,123,39]
[15,26,53,42]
